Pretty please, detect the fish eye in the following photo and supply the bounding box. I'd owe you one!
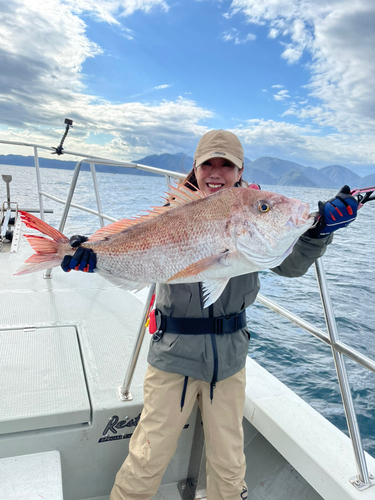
[258,202,270,213]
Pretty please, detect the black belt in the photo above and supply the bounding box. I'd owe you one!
[154,309,247,336]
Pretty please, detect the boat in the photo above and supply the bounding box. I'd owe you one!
[0,133,374,500]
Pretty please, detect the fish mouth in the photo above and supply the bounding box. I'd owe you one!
[287,202,314,228]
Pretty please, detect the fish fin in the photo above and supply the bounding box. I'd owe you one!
[88,184,205,242]
[237,239,288,270]
[95,269,149,291]
[19,211,68,242]
[14,213,69,276]
[15,255,63,276]
[166,252,229,282]
[167,184,206,208]
[14,235,62,275]
[201,278,230,307]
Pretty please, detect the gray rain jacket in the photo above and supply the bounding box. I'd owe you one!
[147,234,333,383]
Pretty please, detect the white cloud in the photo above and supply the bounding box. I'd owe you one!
[121,27,134,40]
[221,28,256,44]
[65,0,169,24]
[221,32,234,42]
[0,0,102,104]
[0,97,214,161]
[154,84,171,89]
[274,90,290,101]
[0,0,211,161]
[235,33,256,44]
[227,0,375,135]
[281,46,303,64]
[268,28,278,38]
[232,119,375,169]
[2,0,375,173]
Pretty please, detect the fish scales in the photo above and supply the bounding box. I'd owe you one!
[15,185,314,305]
[87,190,237,283]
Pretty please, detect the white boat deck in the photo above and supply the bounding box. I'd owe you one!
[0,232,196,499]
[0,451,63,500]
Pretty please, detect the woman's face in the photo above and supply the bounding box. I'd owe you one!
[194,157,243,196]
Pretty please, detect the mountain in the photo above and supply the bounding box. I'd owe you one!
[301,166,334,189]
[0,154,77,169]
[0,153,193,177]
[1,153,374,188]
[0,154,132,174]
[250,157,305,177]
[133,153,193,176]
[359,174,375,188]
[244,168,278,185]
[277,169,317,187]
[320,165,362,188]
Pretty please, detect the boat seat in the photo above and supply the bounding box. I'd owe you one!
[0,450,63,500]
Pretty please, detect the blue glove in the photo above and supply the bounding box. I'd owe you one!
[307,185,358,238]
[61,235,97,272]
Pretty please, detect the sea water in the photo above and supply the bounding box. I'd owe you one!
[1,164,374,458]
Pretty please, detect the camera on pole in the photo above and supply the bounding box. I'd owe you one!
[52,118,73,155]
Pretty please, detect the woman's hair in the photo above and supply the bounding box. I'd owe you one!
[181,165,248,191]
[181,167,199,190]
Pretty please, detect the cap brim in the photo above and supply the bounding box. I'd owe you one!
[195,152,243,169]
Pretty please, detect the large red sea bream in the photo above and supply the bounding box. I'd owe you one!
[15,185,314,306]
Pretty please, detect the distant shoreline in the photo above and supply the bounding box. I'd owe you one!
[1,152,374,188]
[0,162,167,177]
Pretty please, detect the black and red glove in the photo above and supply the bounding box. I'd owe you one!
[61,235,97,272]
[307,185,358,238]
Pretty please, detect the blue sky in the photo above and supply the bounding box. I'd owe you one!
[1,0,375,175]
[82,4,310,123]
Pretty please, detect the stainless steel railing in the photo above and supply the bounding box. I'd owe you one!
[0,140,185,275]
[1,138,374,491]
[257,261,375,490]
[314,259,374,490]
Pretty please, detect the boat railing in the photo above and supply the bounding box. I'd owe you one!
[0,138,374,492]
[0,139,185,225]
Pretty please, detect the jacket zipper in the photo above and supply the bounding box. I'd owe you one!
[199,285,218,401]
[209,304,218,401]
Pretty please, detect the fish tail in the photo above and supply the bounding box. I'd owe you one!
[14,211,69,276]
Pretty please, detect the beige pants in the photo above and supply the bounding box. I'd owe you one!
[110,365,247,500]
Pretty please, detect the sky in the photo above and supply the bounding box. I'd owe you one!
[1,0,375,176]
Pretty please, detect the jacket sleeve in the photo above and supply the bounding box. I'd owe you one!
[270,233,333,278]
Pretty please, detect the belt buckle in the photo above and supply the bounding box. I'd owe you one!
[214,314,237,334]
[152,309,164,342]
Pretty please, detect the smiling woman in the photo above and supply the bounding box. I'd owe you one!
[193,130,244,195]
[108,129,338,500]
[182,129,248,195]
[195,157,242,195]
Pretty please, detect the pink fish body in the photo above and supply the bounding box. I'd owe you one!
[15,185,314,306]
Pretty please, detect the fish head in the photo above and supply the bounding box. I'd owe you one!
[234,188,315,269]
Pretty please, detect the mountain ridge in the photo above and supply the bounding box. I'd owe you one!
[0,153,374,188]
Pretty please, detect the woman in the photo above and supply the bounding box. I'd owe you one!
[62,130,358,500]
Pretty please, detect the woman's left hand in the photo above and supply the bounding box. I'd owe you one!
[307,185,358,238]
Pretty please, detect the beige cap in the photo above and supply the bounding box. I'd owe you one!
[194,129,244,169]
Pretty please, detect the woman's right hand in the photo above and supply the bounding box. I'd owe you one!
[61,235,97,272]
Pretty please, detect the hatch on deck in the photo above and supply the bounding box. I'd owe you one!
[0,326,91,435]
